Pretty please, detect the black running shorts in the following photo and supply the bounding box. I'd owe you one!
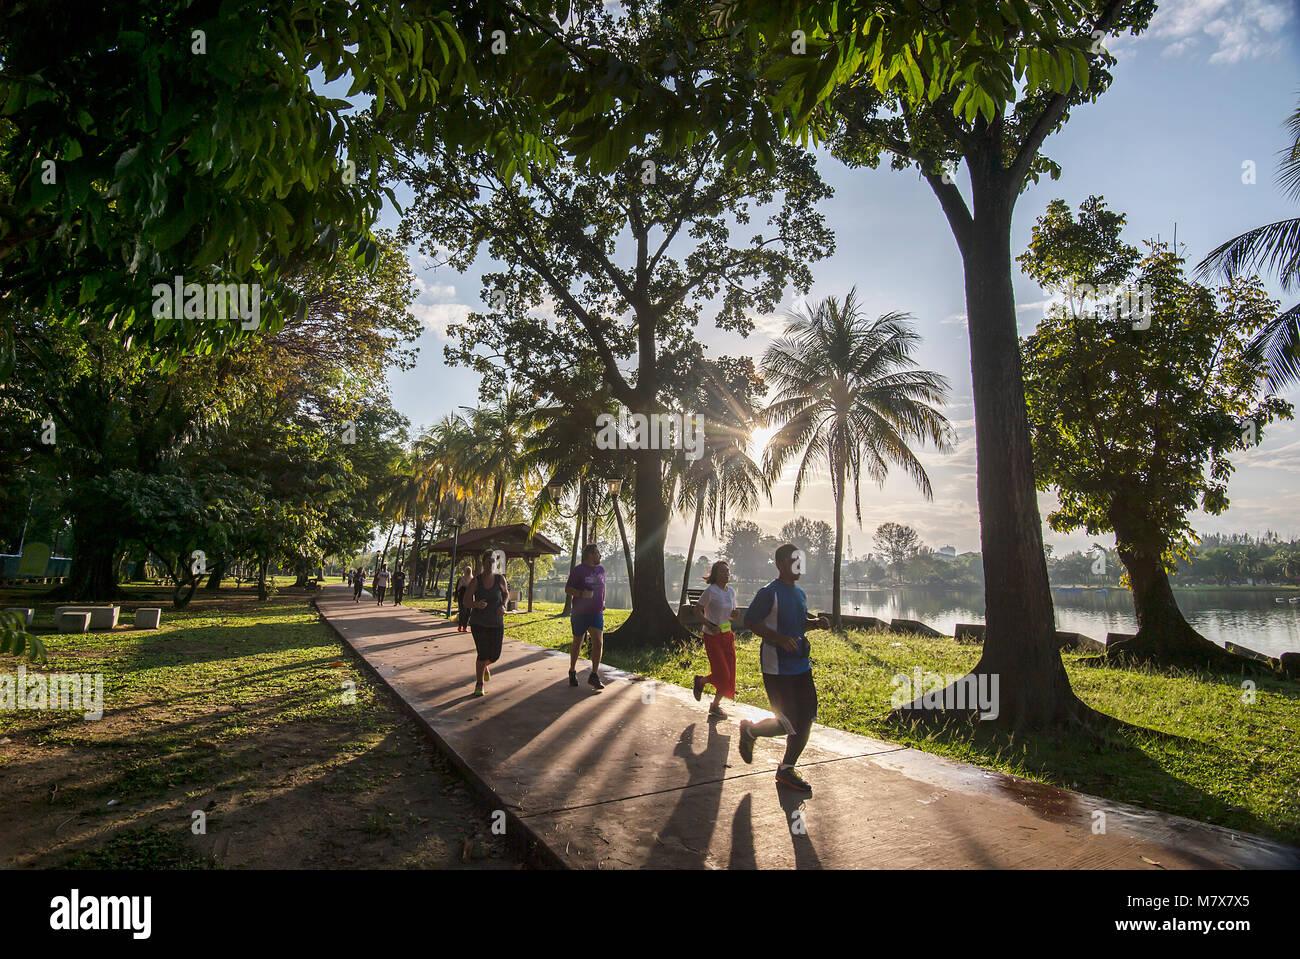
[470,625,504,662]
[761,670,818,736]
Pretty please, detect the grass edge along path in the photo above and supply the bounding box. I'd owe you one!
[404,598,1300,846]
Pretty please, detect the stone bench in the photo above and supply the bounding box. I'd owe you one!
[58,611,92,633]
[956,622,1105,653]
[2,607,35,628]
[1225,640,1273,663]
[134,608,162,629]
[53,605,119,630]
[890,618,947,638]
[835,614,892,631]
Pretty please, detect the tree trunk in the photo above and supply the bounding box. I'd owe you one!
[257,554,270,601]
[604,445,691,646]
[203,557,225,591]
[395,513,409,567]
[172,575,199,609]
[679,490,704,610]
[488,477,501,528]
[292,554,312,588]
[832,459,845,629]
[894,168,1091,730]
[563,505,579,615]
[51,505,124,601]
[1108,513,1255,671]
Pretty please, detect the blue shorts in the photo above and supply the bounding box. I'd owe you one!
[571,612,604,638]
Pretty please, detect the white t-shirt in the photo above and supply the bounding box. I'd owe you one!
[698,584,736,633]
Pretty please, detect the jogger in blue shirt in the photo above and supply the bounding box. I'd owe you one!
[738,543,829,793]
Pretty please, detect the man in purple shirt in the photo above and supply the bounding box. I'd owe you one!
[564,544,606,690]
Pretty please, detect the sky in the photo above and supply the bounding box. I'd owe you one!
[378,1,1300,560]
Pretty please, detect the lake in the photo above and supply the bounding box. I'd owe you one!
[530,582,1300,659]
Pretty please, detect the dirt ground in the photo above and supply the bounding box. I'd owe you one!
[0,587,523,869]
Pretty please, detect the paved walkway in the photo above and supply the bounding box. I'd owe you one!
[316,586,1299,869]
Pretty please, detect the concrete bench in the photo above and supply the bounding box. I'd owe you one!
[890,618,947,638]
[3,607,35,628]
[53,605,119,630]
[58,611,92,633]
[134,608,162,629]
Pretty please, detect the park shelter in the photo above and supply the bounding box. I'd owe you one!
[426,523,563,612]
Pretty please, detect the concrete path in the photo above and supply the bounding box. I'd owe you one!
[316,586,1299,869]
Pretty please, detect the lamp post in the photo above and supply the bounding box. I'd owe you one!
[608,478,634,587]
[444,514,465,618]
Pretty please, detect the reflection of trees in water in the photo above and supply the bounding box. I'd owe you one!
[531,581,1298,658]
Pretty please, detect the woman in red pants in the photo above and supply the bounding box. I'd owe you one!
[692,560,737,720]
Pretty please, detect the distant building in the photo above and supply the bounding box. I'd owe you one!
[936,545,958,562]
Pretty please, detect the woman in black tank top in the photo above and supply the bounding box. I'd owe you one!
[468,549,509,696]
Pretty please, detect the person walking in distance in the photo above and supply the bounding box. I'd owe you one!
[692,560,738,720]
[373,563,390,605]
[564,544,606,690]
[352,567,365,603]
[737,544,829,793]
[467,549,510,697]
[454,563,474,632]
[391,566,406,605]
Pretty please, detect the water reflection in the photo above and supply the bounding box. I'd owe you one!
[531,582,1300,658]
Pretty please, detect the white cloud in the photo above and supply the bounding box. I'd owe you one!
[414,277,458,302]
[1146,0,1295,64]
[410,302,471,338]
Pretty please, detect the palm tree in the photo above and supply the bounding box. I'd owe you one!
[673,361,770,610]
[1199,97,1300,388]
[461,386,537,528]
[760,288,954,628]
[522,382,624,612]
[406,414,474,595]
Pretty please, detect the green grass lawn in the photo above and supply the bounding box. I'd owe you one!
[409,598,1300,845]
[0,588,519,869]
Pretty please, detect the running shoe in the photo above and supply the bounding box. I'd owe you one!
[483,666,491,682]
[588,670,605,690]
[738,720,756,764]
[708,703,728,720]
[693,675,705,701]
[472,685,484,698]
[775,766,812,793]
[569,669,578,687]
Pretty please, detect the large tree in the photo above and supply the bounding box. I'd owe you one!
[1020,196,1292,670]
[873,522,921,583]
[780,0,1160,728]
[1,233,419,600]
[391,31,834,643]
[2,1,728,359]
